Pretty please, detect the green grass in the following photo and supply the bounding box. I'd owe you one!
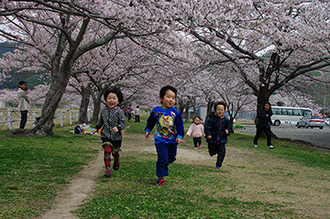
[229,134,330,171]
[78,155,292,219]
[1,120,330,218]
[78,121,330,218]
[0,126,100,218]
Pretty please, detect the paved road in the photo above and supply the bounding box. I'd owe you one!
[235,124,330,149]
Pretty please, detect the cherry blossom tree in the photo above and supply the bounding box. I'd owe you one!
[0,0,179,136]
[174,0,330,112]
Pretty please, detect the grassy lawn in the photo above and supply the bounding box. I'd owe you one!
[0,127,100,218]
[1,118,330,218]
[78,120,330,218]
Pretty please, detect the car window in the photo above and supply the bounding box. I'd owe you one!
[311,116,323,119]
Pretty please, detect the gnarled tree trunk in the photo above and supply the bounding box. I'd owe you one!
[30,70,71,136]
[78,83,92,124]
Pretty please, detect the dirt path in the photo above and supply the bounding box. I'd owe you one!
[39,133,212,219]
[40,149,103,219]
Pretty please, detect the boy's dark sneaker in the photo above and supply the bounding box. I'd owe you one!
[113,162,120,170]
[104,170,111,177]
[216,166,222,170]
[156,178,165,187]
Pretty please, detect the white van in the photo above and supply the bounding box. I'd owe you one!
[271,106,312,126]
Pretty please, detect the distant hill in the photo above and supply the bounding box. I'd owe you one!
[0,41,15,57]
[0,42,50,90]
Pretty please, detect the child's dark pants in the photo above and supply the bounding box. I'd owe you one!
[193,137,202,147]
[208,143,226,167]
[156,143,177,177]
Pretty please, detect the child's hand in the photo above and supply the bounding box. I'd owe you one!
[113,127,118,132]
[207,135,212,139]
[145,132,151,141]
[176,138,186,144]
[225,129,229,135]
[92,129,97,134]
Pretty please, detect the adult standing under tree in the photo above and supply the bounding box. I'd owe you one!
[17,81,31,129]
[134,106,140,122]
[253,102,274,149]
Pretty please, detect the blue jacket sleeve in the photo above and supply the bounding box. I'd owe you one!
[175,112,184,139]
[145,111,156,134]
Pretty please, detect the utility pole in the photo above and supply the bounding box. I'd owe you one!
[324,94,326,115]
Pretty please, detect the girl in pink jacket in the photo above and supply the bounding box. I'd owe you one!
[187,116,205,149]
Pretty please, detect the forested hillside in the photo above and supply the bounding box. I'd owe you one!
[0,42,50,90]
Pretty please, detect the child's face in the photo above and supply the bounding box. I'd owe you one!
[193,117,200,124]
[215,104,225,118]
[160,89,176,109]
[106,92,119,109]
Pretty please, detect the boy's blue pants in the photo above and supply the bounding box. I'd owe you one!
[155,143,177,177]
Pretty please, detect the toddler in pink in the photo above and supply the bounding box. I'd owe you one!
[187,116,205,149]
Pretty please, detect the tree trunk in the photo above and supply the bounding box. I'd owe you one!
[29,72,70,136]
[178,101,185,115]
[205,100,214,122]
[184,104,190,123]
[229,117,235,134]
[78,83,92,124]
[91,93,103,123]
[256,88,278,139]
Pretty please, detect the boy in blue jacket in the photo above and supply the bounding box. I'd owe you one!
[145,85,185,186]
[204,102,231,170]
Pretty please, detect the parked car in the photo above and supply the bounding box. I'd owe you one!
[296,116,326,129]
[325,118,330,126]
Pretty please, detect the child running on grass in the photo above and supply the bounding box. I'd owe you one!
[186,116,205,149]
[145,85,185,187]
[92,87,126,177]
[204,102,231,170]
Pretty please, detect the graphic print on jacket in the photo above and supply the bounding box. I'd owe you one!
[156,111,176,140]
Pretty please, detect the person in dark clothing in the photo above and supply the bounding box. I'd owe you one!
[253,102,274,149]
[127,104,133,122]
[204,102,231,170]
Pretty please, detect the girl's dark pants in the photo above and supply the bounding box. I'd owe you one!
[193,137,202,147]
[208,143,226,167]
[156,143,177,177]
[20,111,28,129]
[254,127,272,146]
